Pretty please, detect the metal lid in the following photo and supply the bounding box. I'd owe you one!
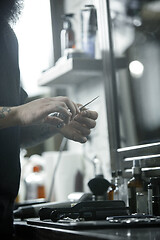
[132,159,141,175]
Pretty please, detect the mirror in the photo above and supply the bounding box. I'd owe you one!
[110,0,160,148]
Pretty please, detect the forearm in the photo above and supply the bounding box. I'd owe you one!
[0,97,79,131]
[0,106,19,129]
[0,105,61,148]
[20,123,59,148]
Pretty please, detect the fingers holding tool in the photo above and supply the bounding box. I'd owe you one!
[45,96,79,128]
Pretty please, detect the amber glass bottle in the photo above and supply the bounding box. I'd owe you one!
[128,160,143,214]
[108,171,116,200]
[25,165,46,200]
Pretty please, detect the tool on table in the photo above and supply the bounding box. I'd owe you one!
[39,200,127,222]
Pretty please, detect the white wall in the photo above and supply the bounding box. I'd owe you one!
[14,0,53,97]
[62,0,112,184]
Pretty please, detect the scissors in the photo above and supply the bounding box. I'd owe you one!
[79,96,99,111]
[48,96,99,127]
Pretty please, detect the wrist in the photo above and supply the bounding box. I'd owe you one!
[11,106,21,126]
[0,106,20,129]
[49,124,61,134]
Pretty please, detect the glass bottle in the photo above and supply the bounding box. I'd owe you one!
[117,170,128,204]
[60,14,75,57]
[25,165,46,200]
[81,5,97,58]
[127,160,143,213]
[148,180,153,215]
[113,174,120,200]
[108,171,116,200]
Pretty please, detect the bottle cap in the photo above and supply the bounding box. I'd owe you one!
[111,171,116,178]
[81,5,97,32]
[132,160,141,175]
[61,14,75,29]
[117,170,122,176]
[61,13,74,18]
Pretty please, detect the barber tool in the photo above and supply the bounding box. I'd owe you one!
[48,111,68,128]
[79,96,99,111]
[48,96,99,128]
[13,201,73,220]
[88,177,111,201]
[48,112,66,119]
[40,200,128,222]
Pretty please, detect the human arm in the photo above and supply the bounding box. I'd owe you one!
[0,96,79,130]
[0,95,98,147]
[20,123,58,148]
[0,106,18,129]
[20,109,98,148]
[59,109,98,143]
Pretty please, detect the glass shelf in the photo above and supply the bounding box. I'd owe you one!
[38,58,103,86]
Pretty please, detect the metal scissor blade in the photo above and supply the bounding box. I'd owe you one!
[79,96,99,111]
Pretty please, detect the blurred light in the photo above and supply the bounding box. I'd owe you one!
[133,16,142,27]
[129,60,144,78]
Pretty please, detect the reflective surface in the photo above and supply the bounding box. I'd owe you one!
[110,0,160,148]
[95,227,160,240]
[15,220,160,240]
[93,227,160,240]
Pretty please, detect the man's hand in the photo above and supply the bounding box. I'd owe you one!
[15,96,79,128]
[59,109,98,143]
[20,107,98,148]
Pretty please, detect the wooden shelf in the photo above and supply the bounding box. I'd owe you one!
[38,58,103,86]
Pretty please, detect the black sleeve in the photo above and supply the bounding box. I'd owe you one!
[20,87,28,105]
